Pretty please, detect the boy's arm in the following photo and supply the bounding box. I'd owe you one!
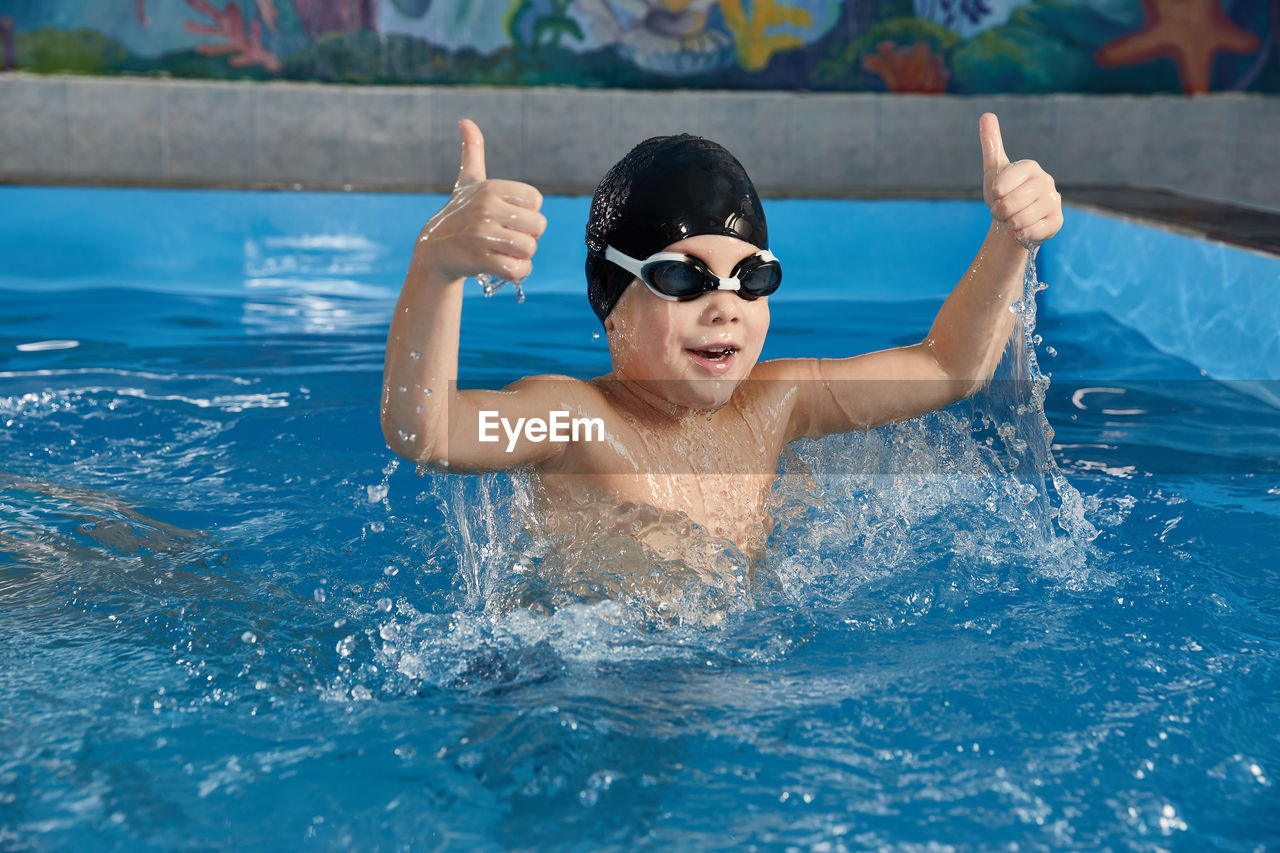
[382,119,569,472]
[776,113,1063,440]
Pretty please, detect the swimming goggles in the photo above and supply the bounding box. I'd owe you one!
[604,245,782,302]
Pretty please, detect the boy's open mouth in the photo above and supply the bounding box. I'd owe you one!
[686,344,740,375]
[687,345,738,362]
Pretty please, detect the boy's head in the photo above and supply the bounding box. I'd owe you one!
[584,134,769,323]
[584,136,777,412]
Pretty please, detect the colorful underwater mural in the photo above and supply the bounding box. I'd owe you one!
[0,0,1275,93]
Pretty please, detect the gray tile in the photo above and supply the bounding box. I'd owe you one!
[1231,97,1280,212]
[423,87,526,188]
[522,87,616,193]
[345,86,431,187]
[0,74,69,176]
[166,80,255,183]
[787,93,877,195]
[973,96,1058,172]
[1053,95,1148,187]
[254,82,346,184]
[67,78,166,180]
[708,91,792,194]
[875,96,974,190]
[1142,95,1240,200]
[608,90,790,194]
[610,90,717,148]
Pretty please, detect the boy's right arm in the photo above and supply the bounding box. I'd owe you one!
[381,119,563,472]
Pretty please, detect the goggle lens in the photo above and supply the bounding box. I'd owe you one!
[644,260,713,299]
[736,257,782,297]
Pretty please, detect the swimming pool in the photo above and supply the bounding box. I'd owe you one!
[2,186,1277,849]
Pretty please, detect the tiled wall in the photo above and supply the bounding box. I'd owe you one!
[2,74,1276,210]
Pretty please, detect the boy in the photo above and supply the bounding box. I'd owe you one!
[381,114,1062,556]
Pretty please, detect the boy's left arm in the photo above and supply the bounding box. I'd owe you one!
[773,112,1063,440]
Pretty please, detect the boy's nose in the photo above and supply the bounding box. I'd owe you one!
[700,291,741,324]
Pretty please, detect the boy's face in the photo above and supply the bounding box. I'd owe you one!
[604,234,770,412]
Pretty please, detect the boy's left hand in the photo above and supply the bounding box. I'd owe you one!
[981,113,1062,247]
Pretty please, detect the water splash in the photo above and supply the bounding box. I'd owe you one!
[474,273,525,303]
[977,249,1098,544]
[767,250,1100,606]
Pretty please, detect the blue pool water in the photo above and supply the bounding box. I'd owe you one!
[2,186,1278,850]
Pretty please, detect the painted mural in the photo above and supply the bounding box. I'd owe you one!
[0,0,1275,93]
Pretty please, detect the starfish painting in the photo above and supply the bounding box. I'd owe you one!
[1096,0,1261,94]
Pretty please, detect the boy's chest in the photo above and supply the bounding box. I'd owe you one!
[538,469,775,551]
[546,409,784,545]
[564,392,788,478]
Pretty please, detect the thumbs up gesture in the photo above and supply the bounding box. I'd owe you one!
[414,119,547,285]
[980,113,1062,247]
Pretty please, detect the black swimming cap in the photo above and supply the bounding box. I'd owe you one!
[585,134,768,323]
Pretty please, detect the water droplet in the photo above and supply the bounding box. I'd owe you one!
[416,405,424,414]
[241,630,258,644]
[591,331,601,340]
[425,388,433,398]
[409,350,420,360]
[376,597,393,613]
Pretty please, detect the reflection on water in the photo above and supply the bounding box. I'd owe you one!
[0,470,208,574]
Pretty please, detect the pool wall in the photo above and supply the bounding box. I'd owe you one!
[1040,203,1280,402]
[2,74,1277,210]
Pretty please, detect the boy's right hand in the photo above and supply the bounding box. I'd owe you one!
[414,119,547,285]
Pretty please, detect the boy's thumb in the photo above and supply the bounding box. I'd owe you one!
[457,118,486,188]
[979,112,1010,177]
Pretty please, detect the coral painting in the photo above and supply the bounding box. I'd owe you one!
[184,0,282,71]
[0,0,1274,92]
[863,40,951,91]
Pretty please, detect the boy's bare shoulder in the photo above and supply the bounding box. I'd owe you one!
[500,373,612,415]
[750,357,820,382]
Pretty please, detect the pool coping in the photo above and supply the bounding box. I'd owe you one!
[1062,186,1280,258]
